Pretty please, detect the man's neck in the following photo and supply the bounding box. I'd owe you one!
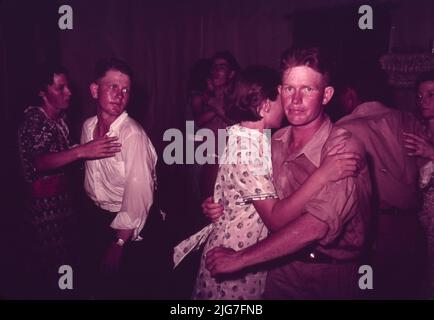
[95,111,118,137]
[290,114,326,150]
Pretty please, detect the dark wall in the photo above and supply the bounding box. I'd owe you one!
[0,0,62,298]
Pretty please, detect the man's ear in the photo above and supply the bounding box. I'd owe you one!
[278,85,282,95]
[322,86,335,105]
[228,70,235,80]
[90,83,99,99]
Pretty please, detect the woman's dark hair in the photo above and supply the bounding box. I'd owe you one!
[226,65,280,122]
[31,62,69,105]
[35,62,69,94]
[188,58,212,92]
[211,51,240,73]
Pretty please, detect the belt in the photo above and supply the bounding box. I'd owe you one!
[294,249,359,265]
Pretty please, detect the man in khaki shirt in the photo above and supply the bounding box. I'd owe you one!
[204,47,372,299]
[336,71,426,298]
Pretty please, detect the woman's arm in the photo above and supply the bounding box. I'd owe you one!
[191,95,217,127]
[255,148,360,232]
[35,136,121,172]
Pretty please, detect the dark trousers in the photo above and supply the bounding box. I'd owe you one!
[78,197,115,298]
[79,196,172,299]
[371,213,427,299]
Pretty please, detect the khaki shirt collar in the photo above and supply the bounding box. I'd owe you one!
[274,116,333,168]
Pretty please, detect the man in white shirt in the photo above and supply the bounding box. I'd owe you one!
[81,58,157,297]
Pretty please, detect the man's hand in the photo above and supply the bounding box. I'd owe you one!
[78,136,121,159]
[202,196,224,222]
[205,247,245,277]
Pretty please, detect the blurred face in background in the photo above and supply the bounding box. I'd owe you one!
[417,80,434,120]
[210,58,234,89]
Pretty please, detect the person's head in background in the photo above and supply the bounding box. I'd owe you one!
[90,58,133,122]
[278,47,335,128]
[35,62,71,118]
[209,51,240,93]
[415,70,434,123]
[226,65,283,129]
[335,64,391,116]
[188,58,212,93]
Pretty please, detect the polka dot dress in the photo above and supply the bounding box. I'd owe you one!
[192,125,277,300]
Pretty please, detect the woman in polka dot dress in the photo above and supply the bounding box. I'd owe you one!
[192,66,282,299]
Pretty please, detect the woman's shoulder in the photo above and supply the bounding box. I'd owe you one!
[20,106,47,130]
[23,106,44,119]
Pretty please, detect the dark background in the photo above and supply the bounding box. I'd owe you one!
[1,0,433,298]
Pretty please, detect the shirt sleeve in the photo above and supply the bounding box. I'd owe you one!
[304,129,370,245]
[110,131,158,240]
[80,122,88,144]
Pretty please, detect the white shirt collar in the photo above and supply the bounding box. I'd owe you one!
[107,111,128,133]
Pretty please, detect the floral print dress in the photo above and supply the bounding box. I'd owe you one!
[18,106,75,270]
[191,124,277,300]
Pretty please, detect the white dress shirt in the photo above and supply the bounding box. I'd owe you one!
[81,111,157,240]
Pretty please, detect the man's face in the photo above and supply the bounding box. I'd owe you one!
[41,73,71,110]
[417,80,434,120]
[210,58,234,88]
[279,66,333,127]
[91,69,131,119]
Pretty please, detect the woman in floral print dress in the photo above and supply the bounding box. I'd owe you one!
[18,68,76,287]
[19,105,75,269]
